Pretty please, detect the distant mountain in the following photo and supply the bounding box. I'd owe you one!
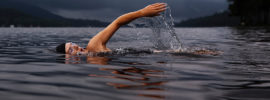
[0,0,64,19]
[0,0,109,27]
[175,11,240,27]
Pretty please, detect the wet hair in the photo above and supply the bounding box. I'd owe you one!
[56,43,66,54]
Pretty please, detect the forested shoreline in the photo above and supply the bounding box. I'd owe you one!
[176,0,270,27]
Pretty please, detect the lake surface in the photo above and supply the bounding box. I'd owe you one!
[0,27,270,100]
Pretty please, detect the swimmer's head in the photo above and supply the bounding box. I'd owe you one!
[56,42,85,54]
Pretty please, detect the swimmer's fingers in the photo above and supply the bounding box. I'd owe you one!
[150,8,166,17]
[157,8,166,12]
[139,3,167,17]
[154,4,167,10]
[152,3,166,7]
[151,3,162,6]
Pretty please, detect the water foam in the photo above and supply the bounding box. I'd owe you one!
[129,5,183,50]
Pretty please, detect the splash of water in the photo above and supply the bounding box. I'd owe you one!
[129,5,183,50]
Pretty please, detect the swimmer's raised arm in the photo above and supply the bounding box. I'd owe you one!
[86,3,167,52]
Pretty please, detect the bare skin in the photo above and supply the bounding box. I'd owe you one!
[65,3,167,54]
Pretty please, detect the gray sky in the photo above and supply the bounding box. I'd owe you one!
[15,0,228,22]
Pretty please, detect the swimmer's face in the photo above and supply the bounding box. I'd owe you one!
[65,42,84,54]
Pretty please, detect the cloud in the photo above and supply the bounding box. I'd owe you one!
[12,0,228,21]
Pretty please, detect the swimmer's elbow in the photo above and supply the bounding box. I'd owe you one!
[114,15,135,26]
[114,17,126,26]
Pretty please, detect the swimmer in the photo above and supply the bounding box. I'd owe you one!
[56,3,167,54]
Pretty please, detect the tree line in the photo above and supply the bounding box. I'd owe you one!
[228,0,270,26]
[176,0,270,27]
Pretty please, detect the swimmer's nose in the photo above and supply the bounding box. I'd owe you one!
[79,47,84,51]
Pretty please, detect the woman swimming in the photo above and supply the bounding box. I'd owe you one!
[56,3,167,54]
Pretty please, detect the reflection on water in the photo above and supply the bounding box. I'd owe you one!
[91,66,166,99]
[231,27,270,42]
[65,54,166,99]
[65,54,110,65]
[0,28,270,100]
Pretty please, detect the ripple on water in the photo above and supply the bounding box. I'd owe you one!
[0,27,270,100]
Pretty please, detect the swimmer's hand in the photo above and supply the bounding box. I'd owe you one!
[139,3,167,17]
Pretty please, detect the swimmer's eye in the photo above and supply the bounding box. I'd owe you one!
[68,47,74,54]
[68,42,77,54]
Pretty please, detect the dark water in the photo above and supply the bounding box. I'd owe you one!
[0,27,270,100]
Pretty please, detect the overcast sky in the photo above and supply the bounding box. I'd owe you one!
[14,0,228,22]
